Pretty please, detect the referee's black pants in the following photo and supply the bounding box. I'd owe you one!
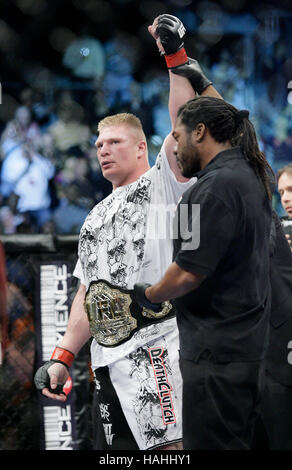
[179,354,265,450]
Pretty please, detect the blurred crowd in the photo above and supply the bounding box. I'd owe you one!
[0,22,292,235]
[0,31,172,235]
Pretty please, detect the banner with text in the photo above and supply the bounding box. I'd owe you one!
[35,261,77,450]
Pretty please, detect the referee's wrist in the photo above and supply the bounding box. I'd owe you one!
[145,286,154,303]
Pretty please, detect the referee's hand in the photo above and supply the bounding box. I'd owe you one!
[134,283,162,313]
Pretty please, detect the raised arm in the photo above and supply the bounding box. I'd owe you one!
[148,16,194,181]
[149,15,222,181]
[148,16,195,126]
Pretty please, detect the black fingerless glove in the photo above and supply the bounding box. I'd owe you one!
[156,14,188,68]
[34,360,65,394]
[157,14,186,55]
[34,346,75,395]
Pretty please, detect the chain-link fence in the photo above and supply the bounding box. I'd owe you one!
[0,234,94,450]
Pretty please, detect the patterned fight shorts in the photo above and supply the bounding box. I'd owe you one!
[93,328,182,450]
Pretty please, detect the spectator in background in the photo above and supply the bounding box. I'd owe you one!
[0,123,24,199]
[278,163,292,219]
[3,106,42,150]
[0,140,55,233]
[52,146,103,234]
[0,107,49,234]
[48,92,90,153]
[13,105,42,144]
[210,50,239,99]
[103,30,139,109]
[19,87,56,131]
[0,192,26,234]
[120,80,154,139]
[277,163,292,250]
[85,78,111,125]
[273,128,292,164]
[0,105,41,167]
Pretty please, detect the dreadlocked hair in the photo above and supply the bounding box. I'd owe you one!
[177,96,273,200]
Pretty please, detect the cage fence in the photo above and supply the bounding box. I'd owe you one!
[0,234,94,450]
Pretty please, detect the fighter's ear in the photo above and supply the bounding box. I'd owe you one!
[193,122,206,143]
[137,139,147,158]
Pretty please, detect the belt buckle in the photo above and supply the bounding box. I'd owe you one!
[84,280,137,347]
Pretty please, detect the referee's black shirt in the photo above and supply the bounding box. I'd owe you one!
[173,146,272,363]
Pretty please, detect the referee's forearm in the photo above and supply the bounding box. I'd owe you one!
[146,262,204,303]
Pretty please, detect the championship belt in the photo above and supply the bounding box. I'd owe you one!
[84,279,174,347]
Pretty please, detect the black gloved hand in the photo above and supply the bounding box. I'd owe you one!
[34,346,74,395]
[171,57,212,94]
[34,360,68,395]
[156,14,186,55]
[134,283,163,313]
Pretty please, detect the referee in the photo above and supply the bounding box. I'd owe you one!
[135,96,273,450]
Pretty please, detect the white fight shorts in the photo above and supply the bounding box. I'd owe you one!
[93,326,182,450]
